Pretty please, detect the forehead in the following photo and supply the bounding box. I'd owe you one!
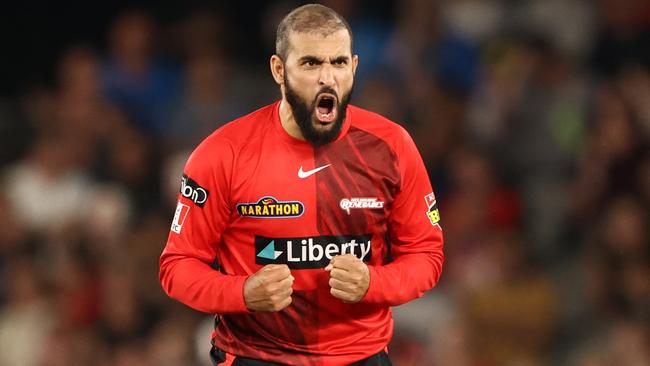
[286,29,352,61]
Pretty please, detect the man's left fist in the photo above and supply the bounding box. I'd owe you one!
[324,254,370,303]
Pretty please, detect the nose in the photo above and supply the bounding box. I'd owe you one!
[318,64,335,87]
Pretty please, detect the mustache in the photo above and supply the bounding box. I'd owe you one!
[315,87,338,102]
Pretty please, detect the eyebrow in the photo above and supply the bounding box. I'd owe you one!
[298,56,322,64]
[331,56,350,64]
[298,55,350,64]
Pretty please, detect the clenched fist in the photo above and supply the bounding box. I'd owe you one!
[324,254,370,303]
[244,264,294,312]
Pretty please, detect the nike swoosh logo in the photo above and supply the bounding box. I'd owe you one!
[298,164,331,178]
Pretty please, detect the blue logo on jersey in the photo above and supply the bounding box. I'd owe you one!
[257,240,283,260]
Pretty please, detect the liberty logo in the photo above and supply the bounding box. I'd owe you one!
[254,234,373,269]
[257,240,283,260]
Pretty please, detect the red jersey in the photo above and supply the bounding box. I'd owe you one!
[159,101,444,365]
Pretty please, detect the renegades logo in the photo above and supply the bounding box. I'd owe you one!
[237,196,304,218]
[339,197,384,214]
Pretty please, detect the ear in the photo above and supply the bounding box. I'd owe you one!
[270,55,285,85]
[352,54,359,76]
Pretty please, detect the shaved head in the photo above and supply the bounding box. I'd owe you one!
[275,4,353,60]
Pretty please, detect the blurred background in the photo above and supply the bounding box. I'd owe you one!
[0,0,648,365]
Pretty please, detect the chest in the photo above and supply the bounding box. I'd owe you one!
[229,128,401,235]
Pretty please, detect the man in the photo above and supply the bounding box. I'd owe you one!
[159,4,444,366]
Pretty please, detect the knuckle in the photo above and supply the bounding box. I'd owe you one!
[256,276,267,286]
[275,299,290,311]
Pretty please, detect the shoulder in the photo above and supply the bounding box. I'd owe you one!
[209,102,276,145]
[347,104,414,152]
[189,103,276,161]
[191,103,277,150]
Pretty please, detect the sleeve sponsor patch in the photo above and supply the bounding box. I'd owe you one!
[171,202,190,233]
[180,174,209,207]
[424,192,441,227]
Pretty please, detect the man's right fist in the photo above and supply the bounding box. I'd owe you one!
[243,264,294,312]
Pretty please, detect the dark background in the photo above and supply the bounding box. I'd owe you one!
[0,1,648,365]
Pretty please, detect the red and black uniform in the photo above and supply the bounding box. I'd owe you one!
[159,101,444,366]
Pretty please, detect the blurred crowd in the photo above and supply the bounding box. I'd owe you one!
[0,1,648,365]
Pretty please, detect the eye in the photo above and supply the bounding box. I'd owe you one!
[334,59,347,66]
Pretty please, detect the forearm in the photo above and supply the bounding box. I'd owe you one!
[159,254,250,314]
[361,250,444,306]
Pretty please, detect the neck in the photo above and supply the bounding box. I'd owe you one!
[279,98,306,141]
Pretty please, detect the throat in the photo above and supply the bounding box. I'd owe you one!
[279,99,307,140]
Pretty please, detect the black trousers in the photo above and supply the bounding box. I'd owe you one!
[210,346,392,366]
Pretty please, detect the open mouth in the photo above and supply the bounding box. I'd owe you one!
[315,93,337,124]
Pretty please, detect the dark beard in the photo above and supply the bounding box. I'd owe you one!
[284,74,352,146]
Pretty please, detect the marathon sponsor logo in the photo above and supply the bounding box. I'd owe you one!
[180,174,209,207]
[339,197,385,214]
[424,192,441,227]
[237,196,304,218]
[255,234,372,269]
[171,202,190,234]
